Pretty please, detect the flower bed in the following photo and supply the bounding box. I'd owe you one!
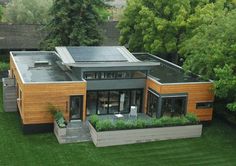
[89,113,199,131]
[89,114,202,147]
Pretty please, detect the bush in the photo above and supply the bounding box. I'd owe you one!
[90,114,199,131]
[0,62,9,72]
[48,103,66,128]
[185,113,199,123]
[115,119,126,129]
[96,119,114,131]
[89,115,99,126]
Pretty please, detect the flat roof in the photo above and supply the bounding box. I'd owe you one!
[133,53,209,84]
[11,51,81,83]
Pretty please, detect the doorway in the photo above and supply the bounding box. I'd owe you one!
[70,96,83,121]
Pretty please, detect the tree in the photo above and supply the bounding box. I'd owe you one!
[41,0,108,50]
[179,2,236,111]
[118,0,209,63]
[2,0,52,24]
[0,5,3,21]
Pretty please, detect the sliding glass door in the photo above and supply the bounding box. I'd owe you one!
[86,89,143,116]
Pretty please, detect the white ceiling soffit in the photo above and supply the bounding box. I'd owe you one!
[55,47,75,64]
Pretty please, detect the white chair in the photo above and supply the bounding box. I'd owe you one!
[129,106,137,118]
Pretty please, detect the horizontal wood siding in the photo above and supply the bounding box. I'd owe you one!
[23,82,87,124]
[146,78,214,121]
[10,54,87,125]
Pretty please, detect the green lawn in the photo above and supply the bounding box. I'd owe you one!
[1,83,236,166]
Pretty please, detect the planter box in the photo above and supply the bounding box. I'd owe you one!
[54,120,66,137]
[89,123,202,147]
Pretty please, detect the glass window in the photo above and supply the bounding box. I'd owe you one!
[106,72,115,79]
[161,97,186,117]
[116,71,130,79]
[147,91,159,117]
[131,71,146,79]
[108,91,119,114]
[131,90,143,113]
[97,91,109,114]
[86,89,143,115]
[196,102,213,109]
[119,91,130,113]
[84,72,99,80]
[84,71,147,80]
[86,92,97,115]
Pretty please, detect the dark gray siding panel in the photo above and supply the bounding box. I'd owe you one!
[87,79,146,90]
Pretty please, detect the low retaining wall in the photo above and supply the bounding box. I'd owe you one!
[89,123,202,147]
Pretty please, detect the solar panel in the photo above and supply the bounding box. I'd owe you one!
[67,47,128,62]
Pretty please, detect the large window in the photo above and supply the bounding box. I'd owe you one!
[147,89,187,118]
[147,91,159,117]
[84,71,147,80]
[119,90,130,113]
[161,97,187,117]
[86,89,143,115]
[86,92,97,115]
[109,91,119,114]
[97,91,109,115]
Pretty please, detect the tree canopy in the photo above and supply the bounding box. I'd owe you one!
[118,0,209,63]
[41,0,108,50]
[0,5,3,21]
[119,0,236,111]
[2,0,52,24]
[180,2,236,111]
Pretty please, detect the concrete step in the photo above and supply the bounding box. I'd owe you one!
[58,135,92,144]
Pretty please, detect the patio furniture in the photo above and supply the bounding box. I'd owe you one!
[114,113,124,119]
[129,106,137,117]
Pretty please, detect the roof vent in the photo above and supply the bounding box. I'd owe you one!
[34,61,50,67]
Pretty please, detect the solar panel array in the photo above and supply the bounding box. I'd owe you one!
[67,47,128,62]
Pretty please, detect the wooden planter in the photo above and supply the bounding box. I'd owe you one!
[54,120,66,137]
[89,123,202,147]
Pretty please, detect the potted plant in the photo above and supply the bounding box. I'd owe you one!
[48,104,67,137]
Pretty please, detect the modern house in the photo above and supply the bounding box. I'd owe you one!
[3,46,214,133]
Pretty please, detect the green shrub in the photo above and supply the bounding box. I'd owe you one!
[136,119,146,128]
[185,113,199,123]
[125,120,136,129]
[115,119,126,129]
[159,116,172,125]
[90,113,199,131]
[48,103,66,128]
[89,115,99,126]
[96,119,114,131]
[0,62,9,72]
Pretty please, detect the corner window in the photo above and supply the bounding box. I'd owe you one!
[196,102,213,109]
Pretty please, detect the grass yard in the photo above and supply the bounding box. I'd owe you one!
[0,83,236,166]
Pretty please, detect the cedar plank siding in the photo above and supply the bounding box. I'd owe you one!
[22,83,86,124]
[10,55,87,125]
[145,78,214,121]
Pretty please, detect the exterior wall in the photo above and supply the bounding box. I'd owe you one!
[145,78,214,121]
[22,82,86,124]
[87,79,146,90]
[10,55,87,125]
